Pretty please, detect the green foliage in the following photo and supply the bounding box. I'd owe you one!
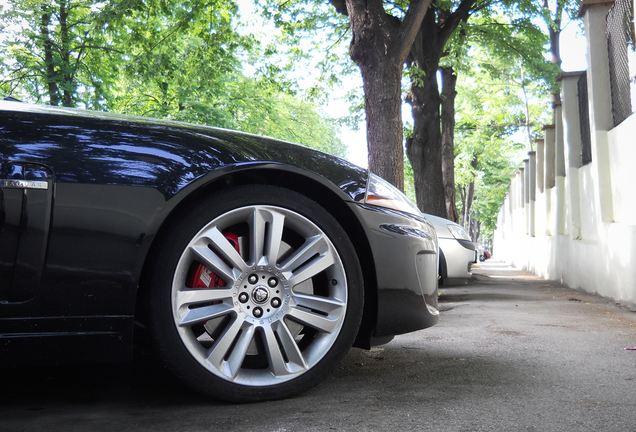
[258,0,361,118]
[218,77,347,157]
[405,66,426,88]
[0,0,119,106]
[538,0,581,35]
[449,12,560,93]
[455,132,524,241]
[453,26,551,241]
[103,0,249,116]
[0,0,346,157]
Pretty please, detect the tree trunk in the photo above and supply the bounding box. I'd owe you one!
[59,0,74,107]
[40,6,59,106]
[334,0,432,190]
[458,185,466,225]
[462,154,478,228]
[463,180,474,228]
[440,66,459,222]
[543,0,563,68]
[520,63,533,152]
[405,83,445,215]
[405,11,445,216]
[475,219,480,242]
[360,62,406,191]
[543,0,563,107]
[404,1,475,216]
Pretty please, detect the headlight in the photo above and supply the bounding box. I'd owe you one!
[364,173,422,217]
[447,224,471,241]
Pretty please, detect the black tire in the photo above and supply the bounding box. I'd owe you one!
[147,185,364,402]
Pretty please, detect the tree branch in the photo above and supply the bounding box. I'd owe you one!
[395,0,434,64]
[438,0,478,46]
[72,44,125,54]
[328,0,348,16]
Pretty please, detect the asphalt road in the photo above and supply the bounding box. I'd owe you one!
[2,260,636,432]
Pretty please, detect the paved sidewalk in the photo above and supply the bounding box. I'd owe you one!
[1,261,635,431]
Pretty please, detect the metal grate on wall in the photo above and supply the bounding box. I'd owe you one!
[606,0,635,126]
[578,72,592,166]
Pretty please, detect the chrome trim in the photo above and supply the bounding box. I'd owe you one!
[0,179,49,190]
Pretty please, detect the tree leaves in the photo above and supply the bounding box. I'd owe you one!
[0,0,120,106]
[452,20,550,241]
[0,0,346,157]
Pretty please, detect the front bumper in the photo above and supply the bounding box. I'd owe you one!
[349,203,440,337]
[439,237,476,279]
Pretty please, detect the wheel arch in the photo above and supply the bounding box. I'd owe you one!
[135,166,378,348]
[438,248,448,282]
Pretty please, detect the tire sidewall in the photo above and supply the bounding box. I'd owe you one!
[147,185,364,402]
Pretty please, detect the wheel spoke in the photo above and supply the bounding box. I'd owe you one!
[249,208,286,267]
[176,287,234,326]
[286,253,335,288]
[292,292,345,317]
[264,210,285,268]
[279,235,335,286]
[193,227,246,282]
[179,303,234,326]
[190,244,233,283]
[206,318,255,380]
[178,287,234,307]
[279,235,325,272]
[287,305,341,334]
[263,321,307,375]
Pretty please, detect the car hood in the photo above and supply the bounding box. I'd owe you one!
[0,101,368,201]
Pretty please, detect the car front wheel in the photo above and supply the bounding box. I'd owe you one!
[147,185,364,402]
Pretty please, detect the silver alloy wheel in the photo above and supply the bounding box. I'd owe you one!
[171,205,348,386]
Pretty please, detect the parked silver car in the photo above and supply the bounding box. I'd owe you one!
[423,214,477,284]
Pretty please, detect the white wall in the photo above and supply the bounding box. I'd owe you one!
[494,0,636,308]
[609,114,636,225]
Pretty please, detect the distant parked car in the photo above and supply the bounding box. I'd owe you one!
[480,247,492,261]
[423,214,477,284]
[476,244,492,261]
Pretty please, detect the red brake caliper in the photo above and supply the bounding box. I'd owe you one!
[189,233,240,289]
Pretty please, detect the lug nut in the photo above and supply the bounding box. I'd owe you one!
[271,297,281,308]
[239,292,249,303]
[253,307,263,318]
[268,277,278,288]
[248,274,258,284]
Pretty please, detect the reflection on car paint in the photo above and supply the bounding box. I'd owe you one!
[1,111,368,201]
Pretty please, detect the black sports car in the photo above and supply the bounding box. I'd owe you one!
[0,100,439,402]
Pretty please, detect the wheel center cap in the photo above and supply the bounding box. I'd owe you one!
[252,286,269,304]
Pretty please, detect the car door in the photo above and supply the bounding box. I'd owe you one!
[0,160,54,302]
